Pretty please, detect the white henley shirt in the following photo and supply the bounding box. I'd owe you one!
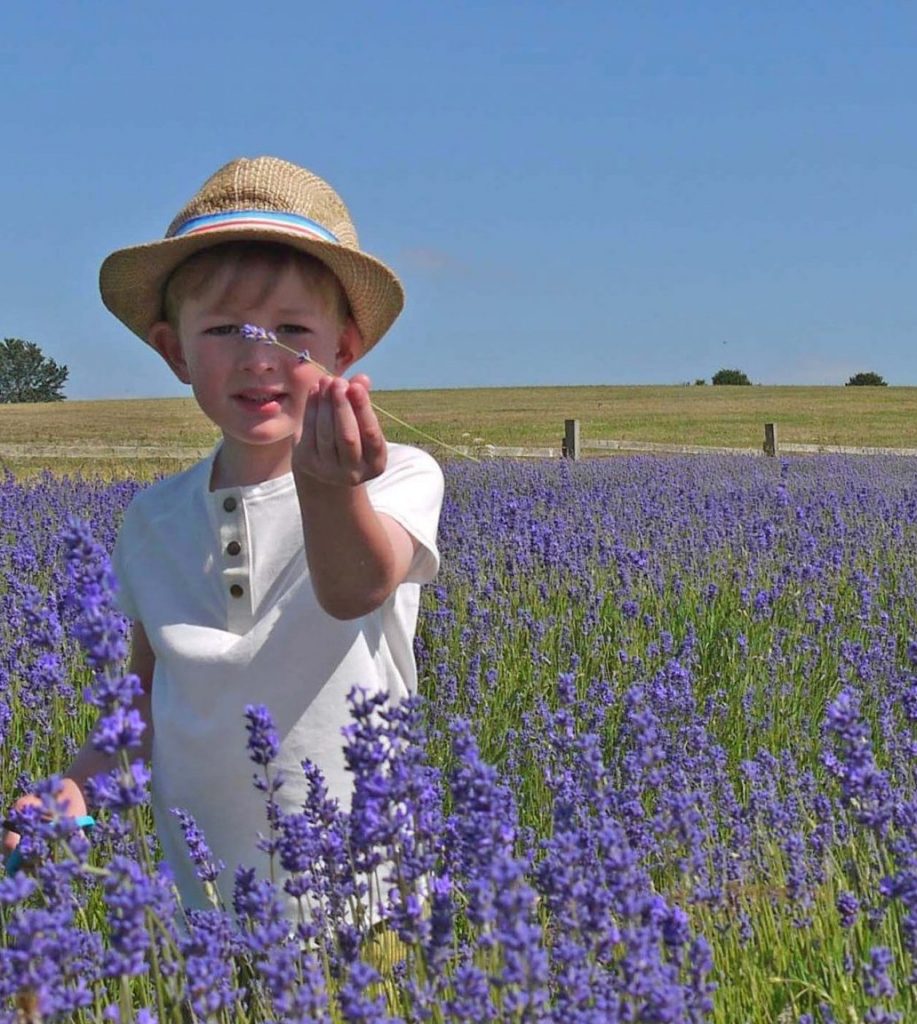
[112,442,444,915]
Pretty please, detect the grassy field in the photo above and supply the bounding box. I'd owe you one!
[1,384,916,476]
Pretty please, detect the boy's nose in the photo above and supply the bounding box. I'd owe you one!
[237,336,279,371]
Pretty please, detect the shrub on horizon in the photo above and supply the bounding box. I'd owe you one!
[711,368,751,385]
[846,371,887,386]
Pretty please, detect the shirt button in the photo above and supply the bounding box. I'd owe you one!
[229,583,244,598]
[223,496,237,512]
[226,540,242,556]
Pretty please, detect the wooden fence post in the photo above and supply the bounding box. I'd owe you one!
[763,422,778,457]
[562,419,580,461]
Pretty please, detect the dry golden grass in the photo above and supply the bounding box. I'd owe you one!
[0,398,219,446]
[2,385,917,478]
[365,384,917,449]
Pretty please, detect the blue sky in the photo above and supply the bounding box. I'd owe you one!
[2,2,916,399]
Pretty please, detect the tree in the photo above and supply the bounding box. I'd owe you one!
[0,338,68,403]
[845,371,887,387]
[711,368,751,386]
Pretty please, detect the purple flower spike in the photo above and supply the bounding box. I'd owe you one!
[240,323,277,345]
[297,349,310,364]
[245,704,279,766]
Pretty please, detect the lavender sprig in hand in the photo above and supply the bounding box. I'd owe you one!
[240,323,477,461]
[240,323,310,364]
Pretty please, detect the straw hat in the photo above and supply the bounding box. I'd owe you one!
[99,156,404,354]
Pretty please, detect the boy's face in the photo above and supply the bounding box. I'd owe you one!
[149,258,360,480]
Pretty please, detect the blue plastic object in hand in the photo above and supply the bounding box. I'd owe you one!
[4,815,96,877]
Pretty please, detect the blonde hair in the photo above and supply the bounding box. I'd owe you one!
[162,242,351,330]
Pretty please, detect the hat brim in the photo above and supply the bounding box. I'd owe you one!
[99,225,404,355]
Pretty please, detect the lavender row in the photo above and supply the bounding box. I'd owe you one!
[2,457,917,1021]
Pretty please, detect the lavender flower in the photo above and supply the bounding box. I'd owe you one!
[179,910,242,1017]
[172,808,225,887]
[337,960,397,1024]
[863,946,895,1000]
[241,321,312,364]
[240,322,278,345]
[836,890,860,928]
[245,703,280,767]
[823,688,893,836]
[61,517,129,676]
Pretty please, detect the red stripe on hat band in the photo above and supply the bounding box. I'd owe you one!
[180,218,332,240]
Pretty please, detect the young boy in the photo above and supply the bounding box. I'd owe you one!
[3,156,444,916]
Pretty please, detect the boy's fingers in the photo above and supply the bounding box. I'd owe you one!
[346,380,371,409]
[314,380,341,461]
[298,377,387,480]
[348,384,386,468]
[301,384,320,455]
[331,384,363,466]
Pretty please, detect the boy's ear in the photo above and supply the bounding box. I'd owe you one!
[148,322,191,384]
[334,318,363,374]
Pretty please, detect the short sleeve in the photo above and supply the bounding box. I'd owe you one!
[367,444,444,584]
[111,499,141,620]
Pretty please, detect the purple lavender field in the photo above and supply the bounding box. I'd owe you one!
[3,456,917,1022]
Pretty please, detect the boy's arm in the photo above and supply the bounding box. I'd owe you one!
[2,623,155,857]
[294,374,418,620]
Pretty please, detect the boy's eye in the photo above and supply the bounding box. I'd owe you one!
[275,324,310,336]
[205,325,240,337]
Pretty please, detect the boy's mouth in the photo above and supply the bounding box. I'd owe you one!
[235,389,285,408]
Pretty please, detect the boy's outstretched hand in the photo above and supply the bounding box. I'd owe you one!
[294,373,387,487]
[293,371,416,620]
